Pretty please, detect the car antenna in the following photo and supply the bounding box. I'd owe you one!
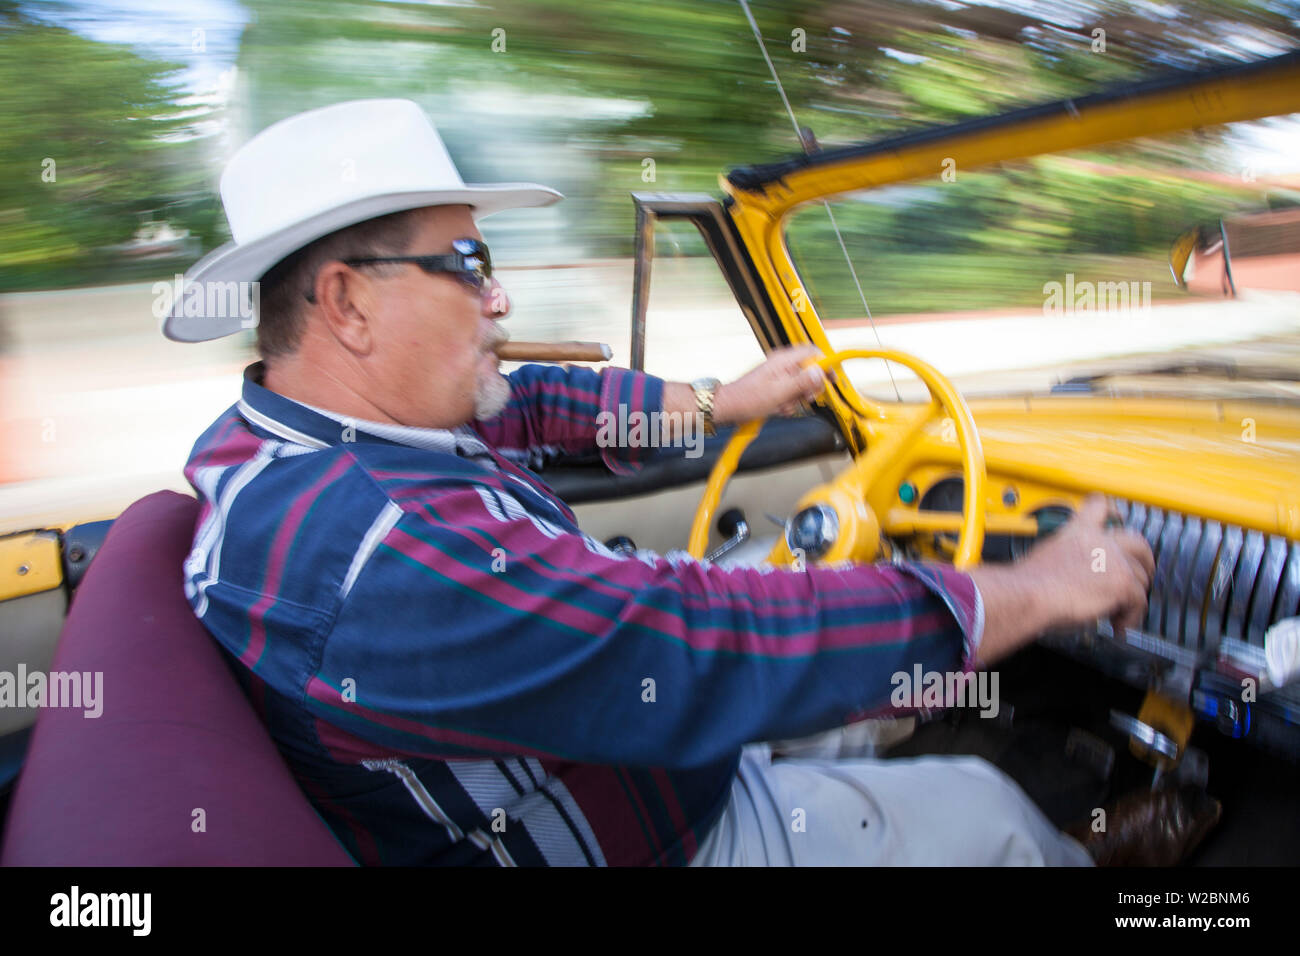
[737,0,902,402]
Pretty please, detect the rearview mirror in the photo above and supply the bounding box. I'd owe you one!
[1169,229,1199,288]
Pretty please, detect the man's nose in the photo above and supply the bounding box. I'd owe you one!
[482,277,510,319]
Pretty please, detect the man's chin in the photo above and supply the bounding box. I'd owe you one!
[472,370,512,421]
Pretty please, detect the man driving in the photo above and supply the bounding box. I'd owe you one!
[172,99,1195,866]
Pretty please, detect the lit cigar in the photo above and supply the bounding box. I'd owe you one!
[493,341,613,363]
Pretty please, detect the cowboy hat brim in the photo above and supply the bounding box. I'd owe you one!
[162,182,561,343]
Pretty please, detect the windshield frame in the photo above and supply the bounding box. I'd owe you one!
[717,51,1300,442]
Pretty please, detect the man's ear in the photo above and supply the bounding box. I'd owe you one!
[312,261,375,355]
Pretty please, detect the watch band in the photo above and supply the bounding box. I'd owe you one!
[691,377,721,437]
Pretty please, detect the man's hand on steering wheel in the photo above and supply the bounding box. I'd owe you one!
[711,345,828,422]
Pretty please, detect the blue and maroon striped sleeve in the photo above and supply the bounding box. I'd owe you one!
[471,364,663,476]
[306,480,983,771]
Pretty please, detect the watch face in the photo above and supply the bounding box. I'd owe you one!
[692,377,720,391]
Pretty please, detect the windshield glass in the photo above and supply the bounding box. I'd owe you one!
[784,117,1300,402]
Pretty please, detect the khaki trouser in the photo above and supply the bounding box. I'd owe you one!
[690,743,1093,866]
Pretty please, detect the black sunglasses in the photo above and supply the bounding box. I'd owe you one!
[343,237,493,293]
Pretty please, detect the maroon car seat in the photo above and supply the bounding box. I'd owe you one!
[0,491,353,865]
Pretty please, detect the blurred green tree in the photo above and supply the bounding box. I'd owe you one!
[0,1,221,288]
[3,0,1296,299]
[231,0,1296,260]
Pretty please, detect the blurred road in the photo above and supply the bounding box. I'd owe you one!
[2,262,1298,532]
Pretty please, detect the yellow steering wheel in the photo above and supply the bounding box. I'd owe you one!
[687,349,988,570]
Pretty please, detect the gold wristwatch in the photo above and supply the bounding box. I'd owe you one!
[690,376,721,437]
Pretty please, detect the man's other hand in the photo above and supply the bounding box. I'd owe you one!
[1023,494,1155,633]
[968,494,1155,664]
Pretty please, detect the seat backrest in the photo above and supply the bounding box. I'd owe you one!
[0,491,353,865]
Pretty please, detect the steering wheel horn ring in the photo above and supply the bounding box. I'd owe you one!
[687,348,988,570]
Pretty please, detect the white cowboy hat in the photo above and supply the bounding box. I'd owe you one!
[162,98,562,342]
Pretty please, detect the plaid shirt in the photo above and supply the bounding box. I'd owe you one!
[183,361,984,866]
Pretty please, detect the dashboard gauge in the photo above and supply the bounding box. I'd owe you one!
[917,477,1017,562]
[918,476,965,514]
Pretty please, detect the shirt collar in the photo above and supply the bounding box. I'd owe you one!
[237,362,491,458]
